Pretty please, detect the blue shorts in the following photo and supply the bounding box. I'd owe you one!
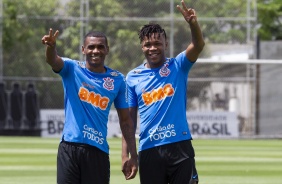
[139,140,197,184]
[57,141,110,184]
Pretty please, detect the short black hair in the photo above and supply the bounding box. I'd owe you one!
[138,23,167,43]
[84,31,108,46]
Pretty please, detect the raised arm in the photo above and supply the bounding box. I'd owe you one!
[41,28,64,72]
[177,0,205,62]
[117,108,138,180]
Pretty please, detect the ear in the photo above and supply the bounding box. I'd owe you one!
[106,46,110,55]
[141,46,145,50]
[165,41,168,50]
[81,45,85,54]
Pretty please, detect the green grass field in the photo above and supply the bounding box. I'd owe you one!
[0,136,282,184]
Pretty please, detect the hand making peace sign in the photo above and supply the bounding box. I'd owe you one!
[41,28,59,47]
[177,0,197,24]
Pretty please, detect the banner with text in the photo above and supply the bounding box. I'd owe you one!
[187,112,239,138]
[40,110,238,138]
[40,109,123,138]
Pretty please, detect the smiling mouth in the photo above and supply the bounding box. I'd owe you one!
[149,53,159,57]
[90,55,100,60]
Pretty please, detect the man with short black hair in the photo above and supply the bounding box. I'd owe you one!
[42,28,138,184]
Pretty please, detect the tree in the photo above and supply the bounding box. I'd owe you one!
[2,0,265,109]
[257,0,282,40]
[58,0,143,74]
[3,0,61,77]
[2,0,63,108]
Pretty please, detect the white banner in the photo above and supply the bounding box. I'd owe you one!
[40,110,239,138]
[40,109,65,138]
[187,112,239,138]
[40,109,123,138]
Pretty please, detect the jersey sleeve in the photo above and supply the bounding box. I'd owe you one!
[114,76,129,109]
[58,57,76,77]
[126,72,138,108]
[175,51,194,73]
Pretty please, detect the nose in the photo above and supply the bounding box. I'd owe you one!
[92,47,100,53]
[149,45,157,50]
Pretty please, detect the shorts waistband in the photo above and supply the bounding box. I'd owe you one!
[61,140,96,150]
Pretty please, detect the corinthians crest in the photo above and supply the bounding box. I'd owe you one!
[103,77,114,90]
[159,63,170,77]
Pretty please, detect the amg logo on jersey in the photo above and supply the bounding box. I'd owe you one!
[142,83,175,105]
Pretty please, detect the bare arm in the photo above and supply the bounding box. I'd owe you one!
[41,28,64,72]
[177,0,205,62]
[121,107,138,161]
[117,108,138,180]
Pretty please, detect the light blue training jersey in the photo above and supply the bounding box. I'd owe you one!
[58,58,128,154]
[126,51,194,152]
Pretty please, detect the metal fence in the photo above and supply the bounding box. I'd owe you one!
[3,0,281,137]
